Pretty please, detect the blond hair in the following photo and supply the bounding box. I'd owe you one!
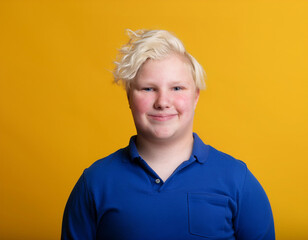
[113,29,206,92]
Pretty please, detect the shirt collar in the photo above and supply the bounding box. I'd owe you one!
[191,132,209,163]
[128,135,140,160]
[128,133,209,164]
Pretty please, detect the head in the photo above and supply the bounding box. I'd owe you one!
[113,29,206,93]
[113,29,206,143]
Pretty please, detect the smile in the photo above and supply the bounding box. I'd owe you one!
[148,114,177,121]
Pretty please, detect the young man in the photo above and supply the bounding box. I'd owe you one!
[62,29,275,240]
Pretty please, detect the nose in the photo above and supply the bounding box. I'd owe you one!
[154,90,170,110]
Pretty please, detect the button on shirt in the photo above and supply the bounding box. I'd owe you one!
[62,133,275,240]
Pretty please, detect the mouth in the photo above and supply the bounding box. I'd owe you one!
[148,114,178,121]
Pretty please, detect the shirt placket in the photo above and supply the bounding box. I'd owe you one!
[137,156,197,192]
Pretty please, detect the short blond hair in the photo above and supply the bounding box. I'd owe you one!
[113,29,206,92]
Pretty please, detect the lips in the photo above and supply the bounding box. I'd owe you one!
[148,114,177,121]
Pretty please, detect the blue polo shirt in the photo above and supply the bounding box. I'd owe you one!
[62,133,275,240]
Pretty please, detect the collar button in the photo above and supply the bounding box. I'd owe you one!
[155,178,161,184]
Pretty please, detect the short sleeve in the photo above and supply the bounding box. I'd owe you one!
[61,171,96,240]
[234,167,275,240]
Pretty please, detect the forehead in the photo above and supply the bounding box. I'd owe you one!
[135,54,194,84]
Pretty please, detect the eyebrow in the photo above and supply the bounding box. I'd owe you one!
[169,81,186,85]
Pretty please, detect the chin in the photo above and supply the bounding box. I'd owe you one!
[150,129,179,141]
[137,128,174,141]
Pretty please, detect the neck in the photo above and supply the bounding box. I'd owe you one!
[135,133,195,181]
[136,133,194,165]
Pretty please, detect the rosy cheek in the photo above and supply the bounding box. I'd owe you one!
[131,94,152,114]
[174,94,193,111]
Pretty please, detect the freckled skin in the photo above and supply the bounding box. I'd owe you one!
[128,54,200,144]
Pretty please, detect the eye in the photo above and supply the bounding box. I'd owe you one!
[142,87,154,92]
[173,86,182,91]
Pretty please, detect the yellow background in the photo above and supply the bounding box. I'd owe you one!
[1,0,307,239]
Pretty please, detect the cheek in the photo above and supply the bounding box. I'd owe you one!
[130,94,153,114]
[174,94,197,113]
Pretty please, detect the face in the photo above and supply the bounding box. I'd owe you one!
[128,54,200,143]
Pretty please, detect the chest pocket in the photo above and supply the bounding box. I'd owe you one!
[188,193,229,238]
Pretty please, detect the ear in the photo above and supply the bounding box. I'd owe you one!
[194,89,200,109]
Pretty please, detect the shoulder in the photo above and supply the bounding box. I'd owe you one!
[82,147,130,184]
[204,145,248,188]
[193,133,248,184]
[193,133,246,173]
[91,147,130,168]
[208,146,247,171]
